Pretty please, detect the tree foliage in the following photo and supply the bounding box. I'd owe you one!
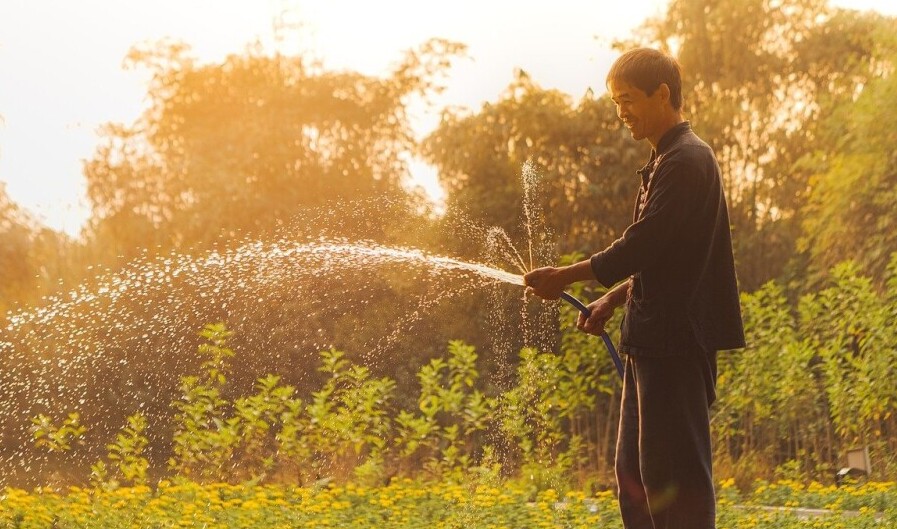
[626,0,897,289]
[423,72,643,261]
[0,184,76,314]
[797,20,897,282]
[84,39,465,264]
[0,185,36,312]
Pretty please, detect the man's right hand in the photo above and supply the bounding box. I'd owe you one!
[576,279,631,335]
[577,297,616,336]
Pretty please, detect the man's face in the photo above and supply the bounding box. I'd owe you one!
[609,78,667,143]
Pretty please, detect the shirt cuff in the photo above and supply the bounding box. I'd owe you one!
[590,251,617,289]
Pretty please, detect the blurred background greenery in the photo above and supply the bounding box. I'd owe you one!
[2,0,897,488]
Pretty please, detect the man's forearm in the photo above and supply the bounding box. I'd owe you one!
[556,261,631,305]
[603,279,631,308]
[556,259,598,286]
[525,259,631,302]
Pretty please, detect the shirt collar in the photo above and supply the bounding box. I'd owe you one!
[637,121,691,184]
[656,120,691,155]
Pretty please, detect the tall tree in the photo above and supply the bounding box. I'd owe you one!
[423,71,643,266]
[84,39,464,264]
[0,183,35,313]
[628,0,892,289]
[797,15,897,283]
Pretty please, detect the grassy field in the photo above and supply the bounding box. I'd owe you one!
[1,479,894,528]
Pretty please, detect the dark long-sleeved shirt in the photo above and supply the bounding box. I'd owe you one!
[590,121,745,356]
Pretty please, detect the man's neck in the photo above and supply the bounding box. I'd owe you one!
[648,114,685,150]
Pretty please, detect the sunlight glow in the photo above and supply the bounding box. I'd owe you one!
[0,0,893,236]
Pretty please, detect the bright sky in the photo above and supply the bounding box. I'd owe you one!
[0,0,894,237]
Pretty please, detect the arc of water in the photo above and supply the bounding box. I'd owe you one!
[521,160,539,272]
[487,228,530,275]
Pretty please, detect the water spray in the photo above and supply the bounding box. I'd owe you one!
[486,223,624,380]
[559,291,624,379]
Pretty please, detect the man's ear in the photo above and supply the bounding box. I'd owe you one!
[657,83,671,104]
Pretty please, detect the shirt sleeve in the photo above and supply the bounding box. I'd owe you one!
[590,159,699,288]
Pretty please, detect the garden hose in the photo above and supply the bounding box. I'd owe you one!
[559,292,624,379]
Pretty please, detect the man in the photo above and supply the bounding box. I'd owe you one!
[524,48,745,529]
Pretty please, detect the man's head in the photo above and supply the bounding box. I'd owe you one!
[606,48,683,146]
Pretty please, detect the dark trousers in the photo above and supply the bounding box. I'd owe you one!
[615,349,718,529]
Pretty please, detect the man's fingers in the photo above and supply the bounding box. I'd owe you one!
[582,314,609,336]
[577,312,589,329]
[523,267,548,287]
[577,312,606,333]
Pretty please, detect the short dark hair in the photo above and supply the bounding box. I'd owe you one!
[606,48,683,111]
